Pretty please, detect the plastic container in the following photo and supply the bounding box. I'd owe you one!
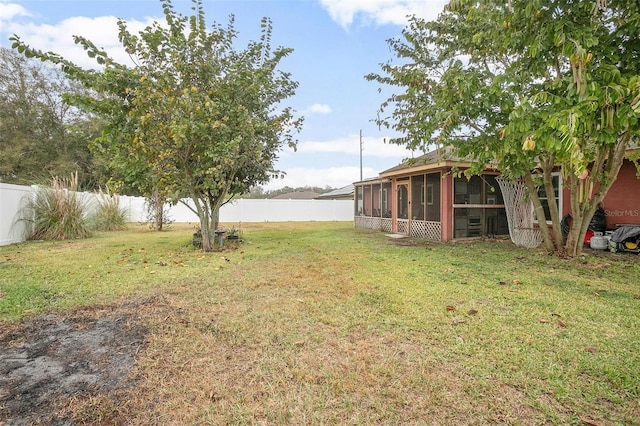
[584,229,594,245]
[590,235,607,250]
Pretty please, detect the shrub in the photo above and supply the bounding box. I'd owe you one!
[21,173,91,240]
[89,188,128,231]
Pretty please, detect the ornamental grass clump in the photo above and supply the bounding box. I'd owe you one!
[89,187,128,231]
[22,172,91,240]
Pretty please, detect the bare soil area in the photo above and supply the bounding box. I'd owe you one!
[0,301,148,425]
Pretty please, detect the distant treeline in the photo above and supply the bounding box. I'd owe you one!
[242,185,336,199]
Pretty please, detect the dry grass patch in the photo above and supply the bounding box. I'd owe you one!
[111,292,546,425]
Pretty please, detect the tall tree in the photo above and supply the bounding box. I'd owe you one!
[0,47,97,187]
[367,0,640,256]
[12,0,302,251]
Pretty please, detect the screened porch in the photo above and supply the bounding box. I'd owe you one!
[354,179,393,233]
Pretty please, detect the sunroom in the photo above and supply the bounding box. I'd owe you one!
[354,148,510,241]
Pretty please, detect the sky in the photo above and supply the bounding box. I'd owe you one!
[0,0,448,191]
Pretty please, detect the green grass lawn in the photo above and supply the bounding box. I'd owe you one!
[1,222,638,424]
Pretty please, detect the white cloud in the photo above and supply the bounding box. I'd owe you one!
[0,2,30,21]
[296,133,414,159]
[319,0,448,28]
[4,12,159,68]
[306,103,333,114]
[263,166,377,190]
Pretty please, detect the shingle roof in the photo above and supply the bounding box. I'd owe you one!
[380,146,465,175]
[376,143,638,180]
[315,184,354,199]
[271,191,320,200]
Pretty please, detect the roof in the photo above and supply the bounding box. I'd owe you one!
[315,184,354,199]
[271,191,320,200]
[379,146,470,177]
[375,143,637,181]
[353,176,393,185]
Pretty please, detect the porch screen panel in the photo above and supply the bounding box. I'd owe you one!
[455,208,483,238]
[397,184,409,220]
[454,175,483,204]
[372,184,381,217]
[355,186,363,215]
[411,175,425,220]
[381,182,392,217]
[485,208,509,235]
[426,173,441,221]
[363,185,372,216]
[484,175,504,205]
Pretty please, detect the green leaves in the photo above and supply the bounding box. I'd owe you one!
[370,0,640,255]
[10,0,301,251]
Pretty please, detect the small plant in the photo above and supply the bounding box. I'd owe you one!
[20,172,91,240]
[192,228,203,249]
[89,188,128,231]
[225,226,243,242]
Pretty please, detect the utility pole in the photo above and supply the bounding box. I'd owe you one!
[359,129,363,182]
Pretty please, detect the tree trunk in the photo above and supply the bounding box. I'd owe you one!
[564,133,630,257]
[153,190,163,231]
[189,190,213,252]
[565,184,584,257]
[541,165,564,253]
[199,201,214,252]
[523,173,554,253]
[200,213,213,252]
[190,190,226,252]
[206,191,225,248]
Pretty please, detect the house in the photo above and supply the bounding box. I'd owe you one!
[315,184,354,200]
[587,154,640,228]
[354,146,639,242]
[271,190,320,200]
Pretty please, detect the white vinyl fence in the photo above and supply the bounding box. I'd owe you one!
[0,183,32,246]
[0,182,354,246]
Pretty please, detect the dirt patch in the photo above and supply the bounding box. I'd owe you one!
[582,246,640,264]
[0,301,149,425]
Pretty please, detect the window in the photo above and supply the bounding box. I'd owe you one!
[427,183,434,205]
[535,174,561,222]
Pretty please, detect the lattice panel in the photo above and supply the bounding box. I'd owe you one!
[410,220,442,241]
[357,217,441,240]
[355,216,383,231]
[354,216,369,229]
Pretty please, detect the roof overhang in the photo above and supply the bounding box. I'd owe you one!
[379,160,474,179]
[353,177,391,185]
